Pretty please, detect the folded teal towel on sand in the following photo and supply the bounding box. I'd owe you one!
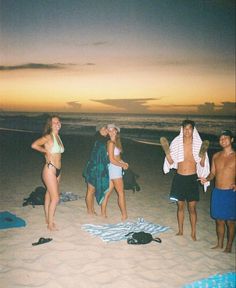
[183,272,236,288]
[0,211,26,229]
[81,218,169,242]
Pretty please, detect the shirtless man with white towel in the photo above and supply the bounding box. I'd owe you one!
[161,119,210,241]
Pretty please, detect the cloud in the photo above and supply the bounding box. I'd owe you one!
[66,101,82,111]
[92,41,108,46]
[154,59,189,67]
[197,102,215,114]
[152,56,234,70]
[91,98,160,113]
[218,102,236,115]
[151,102,236,115]
[0,62,96,71]
[197,102,235,115]
[0,63,70,71]
[80,41,108,47]
[152,104,198,109]
[85,63,96,66]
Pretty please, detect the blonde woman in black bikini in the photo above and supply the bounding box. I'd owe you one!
[31,115,64,231]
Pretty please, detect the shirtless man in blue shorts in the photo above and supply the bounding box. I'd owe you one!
[200,130,236,253]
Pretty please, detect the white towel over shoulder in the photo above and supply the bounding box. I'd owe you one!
[163,127,210,191]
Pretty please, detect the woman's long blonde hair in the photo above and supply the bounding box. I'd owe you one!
[43,115,60,136]
[115,131,123,152]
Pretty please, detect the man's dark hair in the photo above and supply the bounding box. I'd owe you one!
[220,130,234,139]
[181,119,195,129]
[94,131,109,143]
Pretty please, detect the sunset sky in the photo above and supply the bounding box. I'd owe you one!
[0,0,235,114]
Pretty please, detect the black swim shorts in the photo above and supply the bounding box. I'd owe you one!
[170,173,199,202]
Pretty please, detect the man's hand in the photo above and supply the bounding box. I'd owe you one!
[199,140,210,158]
[230,184,236,191]
[198,177,207,185]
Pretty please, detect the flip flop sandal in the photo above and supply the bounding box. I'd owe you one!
[153,237,162,243]
[199,140,210,158]
[32,237,52,246]
[160,137,170,155]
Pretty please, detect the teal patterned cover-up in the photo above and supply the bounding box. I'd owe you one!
[83,137,109,205]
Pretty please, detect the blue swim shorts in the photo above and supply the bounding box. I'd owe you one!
[108,163,122,180]
[211,188,236,220]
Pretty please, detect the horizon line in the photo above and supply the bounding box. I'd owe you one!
[0,110,235,118]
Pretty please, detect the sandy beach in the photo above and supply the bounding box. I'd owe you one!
[0,130,235,288]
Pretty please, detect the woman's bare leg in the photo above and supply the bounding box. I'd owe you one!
[42,168,60,231]
[85,183,96,215]
[113,178,127,221]
[44,190,50,224]
[101,181,114,218]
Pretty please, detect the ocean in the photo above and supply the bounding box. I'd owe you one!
[0,112,235,149]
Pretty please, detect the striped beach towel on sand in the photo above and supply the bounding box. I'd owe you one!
[81,218,169,242]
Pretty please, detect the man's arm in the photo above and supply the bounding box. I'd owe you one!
[160,137,174,165]
[199,154,216,184]
[199,140,210,167]
[165,152,174,165]
[199,154,206,167]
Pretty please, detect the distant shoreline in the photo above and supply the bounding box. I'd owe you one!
[0,126,224,151]
[0,110,235,118]
[0,127,35,133]
[1,112,235,151]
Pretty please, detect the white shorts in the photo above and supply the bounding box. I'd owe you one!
[108,163,122,179]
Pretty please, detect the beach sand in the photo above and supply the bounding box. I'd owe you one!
[0,130,235,288]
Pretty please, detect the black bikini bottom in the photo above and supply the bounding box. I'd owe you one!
[47,162,61,177]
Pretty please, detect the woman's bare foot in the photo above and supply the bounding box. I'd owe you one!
[101,213,108,218]
[46,220,56,226]
[121,215,128,221]
[211,244,223,250]
[223,246,232,253]
[176,231,183,236]
[47,224,58,231]
[87,210,97,216]
[199,140,210,158]
[191,234,197,241]
[160,137,170,155]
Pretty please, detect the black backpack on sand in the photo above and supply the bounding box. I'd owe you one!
[125,231,162,245]
[23,186,46,207]
[123,168,141,192]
